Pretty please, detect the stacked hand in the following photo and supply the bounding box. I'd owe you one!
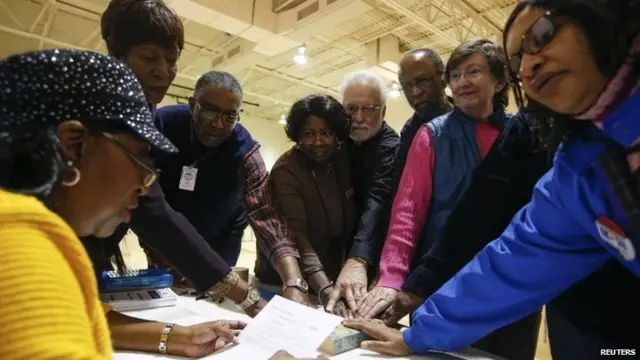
[245,298,268,318]
[342,319,412,356]
[169,320,246,358]
[356,286,398,318]
[380,291,424,325]
[282,287,312,307]
[320,285,353,318]
[326,258,368,313]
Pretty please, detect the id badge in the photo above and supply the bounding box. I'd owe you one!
[178,166,198,191]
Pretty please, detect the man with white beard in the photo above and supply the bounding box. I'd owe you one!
[325,70,399,313]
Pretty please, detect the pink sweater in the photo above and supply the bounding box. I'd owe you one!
[376,122,500,290]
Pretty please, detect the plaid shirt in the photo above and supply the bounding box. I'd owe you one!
[598,143,640,237]
[243,144,299,265]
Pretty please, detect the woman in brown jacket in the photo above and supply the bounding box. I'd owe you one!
[255,94,357,317]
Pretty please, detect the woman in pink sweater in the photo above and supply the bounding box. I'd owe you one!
[357,39,512,319]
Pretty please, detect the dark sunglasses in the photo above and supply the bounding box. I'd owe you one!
[102,132,158,188]
[508,10,561,74]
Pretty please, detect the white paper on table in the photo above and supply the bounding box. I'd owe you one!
[233,295,342,358]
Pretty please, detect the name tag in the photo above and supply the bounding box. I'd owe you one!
[179,166,198,191]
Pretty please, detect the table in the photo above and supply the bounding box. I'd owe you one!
[114,296,504,360]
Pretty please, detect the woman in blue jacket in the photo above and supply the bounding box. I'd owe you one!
[344,0,640,356]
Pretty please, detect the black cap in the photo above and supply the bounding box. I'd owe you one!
[0,49,177,153]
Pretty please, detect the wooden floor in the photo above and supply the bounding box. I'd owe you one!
[120,233,553,360]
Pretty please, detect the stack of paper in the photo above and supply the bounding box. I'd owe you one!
[211,295,342,359]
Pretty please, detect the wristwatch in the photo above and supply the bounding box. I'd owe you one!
[282,278,309,294]
[238,287,261,310]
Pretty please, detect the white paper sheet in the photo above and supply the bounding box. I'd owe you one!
[233,295,342,358]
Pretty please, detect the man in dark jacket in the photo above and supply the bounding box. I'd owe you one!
[325,70,399,312]
[327,51,453,312]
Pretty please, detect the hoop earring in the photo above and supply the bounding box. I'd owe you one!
[62,167,81,187]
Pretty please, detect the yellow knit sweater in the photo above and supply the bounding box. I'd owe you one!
[0,188,113,359]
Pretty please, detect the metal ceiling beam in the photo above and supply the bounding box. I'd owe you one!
[39,5,58,49]
[376,0,459,46]
[174,72,290,105]
[253,65,338,95]
[0,0,25,30]
[29,2,52,33]
[448,0,502,35]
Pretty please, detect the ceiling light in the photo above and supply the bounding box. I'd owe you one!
[293,44,307,65]
[278,114,286,125]
[389,82,402,99]
[389,89,401,99]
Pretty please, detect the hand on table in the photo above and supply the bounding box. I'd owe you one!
[170,320,246,358]
[282,287,312,306]
[356,286,398,318]
[269,350,329,359]
[380,291,423,326]
[326,258,368,313]
[342,319,413,356]
[319,285,354,319]
[244,298,267,318]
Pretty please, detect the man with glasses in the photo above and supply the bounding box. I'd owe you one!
[325,70,400,313]
[327,50,453,315]
[94,71,311,317]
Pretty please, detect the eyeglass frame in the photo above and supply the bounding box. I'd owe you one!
[344,104,383,117]
[448,66,486,83]
[195,101,240,127]
[507,10,561,74]
[101,132,158,188]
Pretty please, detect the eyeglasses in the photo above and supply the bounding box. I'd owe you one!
[102,132,158,188]
[449,67,485,82]
[299,130,335,145]
[508,11,561,74]
[344,104,382,117]
[196,101,239,126]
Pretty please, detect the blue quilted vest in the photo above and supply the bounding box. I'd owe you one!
[415,107,511,263]
[154,104,257,265]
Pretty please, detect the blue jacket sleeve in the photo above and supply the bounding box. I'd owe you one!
[402,167,610,353]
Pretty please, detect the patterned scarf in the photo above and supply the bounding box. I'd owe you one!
[575,35,640,122]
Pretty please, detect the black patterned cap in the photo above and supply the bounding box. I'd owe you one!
[0,49,177,153]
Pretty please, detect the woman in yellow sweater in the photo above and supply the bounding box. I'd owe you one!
[0,50,245,359]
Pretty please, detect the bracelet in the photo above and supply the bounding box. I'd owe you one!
[206,271,241,303]
[317,282,334,304]
[158,323,175,354]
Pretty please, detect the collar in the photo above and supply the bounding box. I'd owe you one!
[452,106,509,130]
[601,89,640,147]
[351,121,390,147]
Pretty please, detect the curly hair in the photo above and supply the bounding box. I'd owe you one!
[446,38,511,110]
[284,94,351,143]
[503,0,639,151]
[101,0,184,58]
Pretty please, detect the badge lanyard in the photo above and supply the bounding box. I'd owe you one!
[179,119,219,192]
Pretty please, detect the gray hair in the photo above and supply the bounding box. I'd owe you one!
[339,70,388,104]
[194,70,243,104]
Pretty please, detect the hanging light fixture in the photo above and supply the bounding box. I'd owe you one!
[293,44,307,65]
[389,82,402,99]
